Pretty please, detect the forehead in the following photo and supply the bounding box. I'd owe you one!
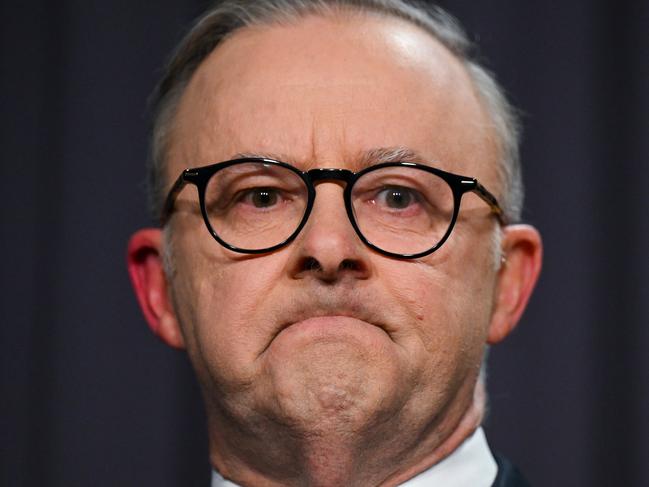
[168,12,498,183]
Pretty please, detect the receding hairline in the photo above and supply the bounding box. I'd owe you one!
[167,9,496,169]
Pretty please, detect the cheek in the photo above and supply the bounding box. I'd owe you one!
[170,241,289,388]
[388,265,463,348]
[383,248,494,362]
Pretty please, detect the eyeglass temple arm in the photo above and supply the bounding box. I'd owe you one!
[471,181,508,225]
[160,172,190,226]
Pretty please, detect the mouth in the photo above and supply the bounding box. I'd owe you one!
[285,314,377,331]
[263,310,391,353]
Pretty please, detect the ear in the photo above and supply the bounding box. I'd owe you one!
[487,224,543,344]
[127,228,185,349]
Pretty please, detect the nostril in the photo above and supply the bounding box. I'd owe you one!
[301,256,322,272]
[295,256,366,279]
[339,259,362,272]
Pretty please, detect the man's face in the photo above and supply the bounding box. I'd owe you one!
[164,14,501,442]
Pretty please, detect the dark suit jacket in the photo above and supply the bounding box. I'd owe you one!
[492,455,531,487]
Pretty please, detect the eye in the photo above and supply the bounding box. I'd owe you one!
[241,188,280,208]
[376,186,418,209]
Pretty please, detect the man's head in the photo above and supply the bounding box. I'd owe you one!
[128,1,542,485]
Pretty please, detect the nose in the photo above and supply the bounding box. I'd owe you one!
[287,183,372,282]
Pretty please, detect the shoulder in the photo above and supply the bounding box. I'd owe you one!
[492,454,531,487]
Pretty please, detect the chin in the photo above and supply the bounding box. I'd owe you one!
[258,321,406,433]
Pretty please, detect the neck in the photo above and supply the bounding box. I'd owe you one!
[207,380,486,487]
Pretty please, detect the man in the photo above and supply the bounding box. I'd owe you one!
[127,0,542,485]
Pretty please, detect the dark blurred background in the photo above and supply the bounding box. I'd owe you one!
[1,1,647,485]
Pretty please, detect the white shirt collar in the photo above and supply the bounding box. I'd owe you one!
[211,427,497,486]
[396,427,497,487]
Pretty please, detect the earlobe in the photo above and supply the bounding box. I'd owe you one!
[487,224,543,344]
[127,228,185,349]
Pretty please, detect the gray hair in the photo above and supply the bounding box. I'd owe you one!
[147,0,523,223]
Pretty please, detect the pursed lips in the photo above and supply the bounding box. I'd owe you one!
[271,306,391,344]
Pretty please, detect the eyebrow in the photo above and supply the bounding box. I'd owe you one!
[356,147,429,168]
[231,146,432,172]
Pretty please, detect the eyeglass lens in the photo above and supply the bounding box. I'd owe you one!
[203,162,455,254]
[351,165,454,255]
[204,162,309,250]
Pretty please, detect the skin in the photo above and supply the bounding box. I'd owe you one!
[128,11,542,487]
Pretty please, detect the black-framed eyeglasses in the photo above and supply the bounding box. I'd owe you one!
[161,157,506,259]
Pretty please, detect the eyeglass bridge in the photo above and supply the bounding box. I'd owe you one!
[305,168,354,183]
